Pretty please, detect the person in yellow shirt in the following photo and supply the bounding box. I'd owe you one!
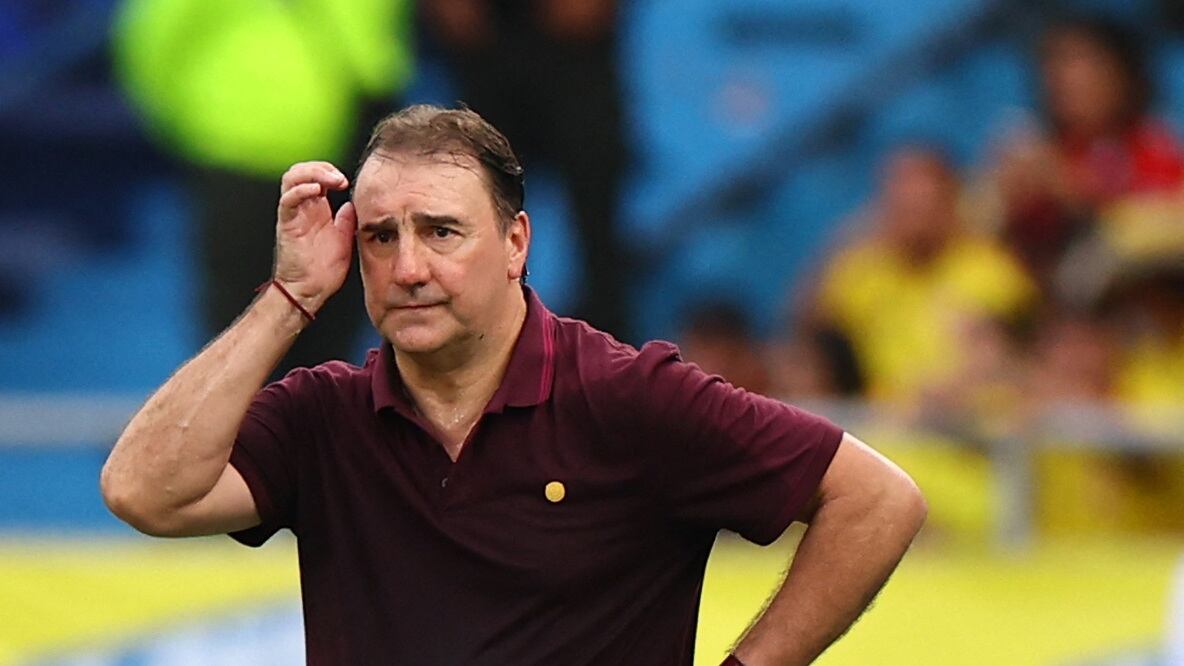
[799,147,1037,542]
[1107,257,1184,532]
[1022,218,1183,535]
[814,146,1037,403]
[1097,215,1184,413]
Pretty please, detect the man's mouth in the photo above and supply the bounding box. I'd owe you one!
[392,303,443,310]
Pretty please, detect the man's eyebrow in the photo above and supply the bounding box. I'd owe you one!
[358,213,464,233]
[358,217,398,233]
[410,212,464,227]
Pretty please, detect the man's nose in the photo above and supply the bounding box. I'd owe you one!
[392,237,431,287]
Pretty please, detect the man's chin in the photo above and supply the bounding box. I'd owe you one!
[387,334,444,355]
[383,323,450,355]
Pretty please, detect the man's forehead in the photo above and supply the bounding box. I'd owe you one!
[357,150,485,187]
[353,150,495,219]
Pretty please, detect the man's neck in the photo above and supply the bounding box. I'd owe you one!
[395,288,528,417]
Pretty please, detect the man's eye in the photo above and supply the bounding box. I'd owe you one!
[375,231,393,243]
[432,227,455,239]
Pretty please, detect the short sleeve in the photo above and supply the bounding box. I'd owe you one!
[627,342,843,545]
[228,368,319,547]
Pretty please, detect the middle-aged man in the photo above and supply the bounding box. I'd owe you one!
[101,105,926,665]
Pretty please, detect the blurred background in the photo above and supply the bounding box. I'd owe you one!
[1,0,1183,664]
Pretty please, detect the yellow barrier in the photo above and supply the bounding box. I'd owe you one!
[0,532,1178,665]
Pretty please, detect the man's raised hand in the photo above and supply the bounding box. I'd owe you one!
[273,161,357,316]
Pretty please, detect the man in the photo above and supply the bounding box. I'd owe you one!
[101,105,926,665]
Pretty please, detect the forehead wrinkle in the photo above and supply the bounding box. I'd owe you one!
[356,178,488,236]
[357,150,497,226]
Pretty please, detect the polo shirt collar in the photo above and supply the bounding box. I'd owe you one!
[370,286,556,416]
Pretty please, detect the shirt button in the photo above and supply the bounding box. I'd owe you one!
[441,477,449,489]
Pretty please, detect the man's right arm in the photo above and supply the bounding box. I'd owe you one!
[100,161,355,537]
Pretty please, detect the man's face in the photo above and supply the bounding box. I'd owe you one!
[879,150,956,258]
[353,152,529,355]
[1042,30,1128,135]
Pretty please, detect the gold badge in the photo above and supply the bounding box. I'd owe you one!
[544,481,566,503]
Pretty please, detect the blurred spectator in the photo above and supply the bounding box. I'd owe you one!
[1104,255,1184,412]
[1023,312,1116,534]
[766,327,864,401]
[1027,252,1184,535]
[984,17,1184,295]
[678,301,769,394]
[795,148,1037,543]
[808,146,1036,404]
[1027,313,1117,404]
[112,0,413,374]
[421,0,632,340]
[1047,200,1184,410]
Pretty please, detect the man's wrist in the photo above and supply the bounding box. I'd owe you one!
[253,281,315,332]
[257,279,318,322]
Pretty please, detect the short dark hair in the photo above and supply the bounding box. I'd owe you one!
[356,104,525,233]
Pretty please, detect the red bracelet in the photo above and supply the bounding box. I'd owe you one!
[256,279,316,322]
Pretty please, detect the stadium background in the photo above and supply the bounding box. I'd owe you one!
[1,1,1183,664]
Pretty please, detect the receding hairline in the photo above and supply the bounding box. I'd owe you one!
[353,148,503,197]
[361,145,489,171]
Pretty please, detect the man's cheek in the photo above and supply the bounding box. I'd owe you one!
[359,259,388,295]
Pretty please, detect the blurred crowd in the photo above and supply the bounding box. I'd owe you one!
[9,3,1178,539]
[680,17,1184,538]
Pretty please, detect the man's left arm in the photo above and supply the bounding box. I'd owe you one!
[730,432,927,666]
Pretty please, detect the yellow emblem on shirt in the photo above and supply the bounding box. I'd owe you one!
[545,481,566,503]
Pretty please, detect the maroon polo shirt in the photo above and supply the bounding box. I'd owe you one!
[228,287,842,665]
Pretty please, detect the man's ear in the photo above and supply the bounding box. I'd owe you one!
[506,211,531,280]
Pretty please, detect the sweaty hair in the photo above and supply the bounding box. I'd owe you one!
[356,105,525,234]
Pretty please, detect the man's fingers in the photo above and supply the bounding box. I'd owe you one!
[280,162,348,194]
[333,201,357,237]
[278,182,326,211]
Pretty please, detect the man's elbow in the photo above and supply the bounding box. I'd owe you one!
[99,466,185,538]
[105,500,189,538]
[817,433,928,539]
[886,471,928,538]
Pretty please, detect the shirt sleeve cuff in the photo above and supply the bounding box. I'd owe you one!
[745,426,844,546]
[227,445,282,547]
